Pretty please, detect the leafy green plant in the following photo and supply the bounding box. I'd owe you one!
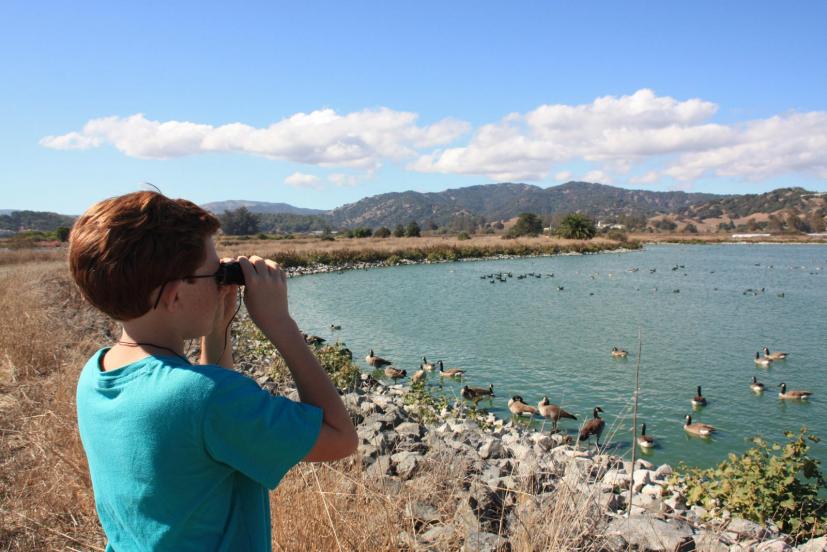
[672,428,827,541]
[556,213,596,239]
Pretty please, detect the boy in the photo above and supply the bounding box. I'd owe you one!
[70,191,357,551]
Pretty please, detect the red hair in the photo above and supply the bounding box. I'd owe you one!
[69,191,220,320]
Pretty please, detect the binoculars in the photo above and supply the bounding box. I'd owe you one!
[216,262,245,286]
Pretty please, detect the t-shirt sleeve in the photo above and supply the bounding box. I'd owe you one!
[202,372,323,489]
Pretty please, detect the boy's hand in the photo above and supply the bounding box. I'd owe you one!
[237,256,295,337]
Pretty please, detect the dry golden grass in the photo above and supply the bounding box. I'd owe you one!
[0,247,66,267]
[0,259,621,551]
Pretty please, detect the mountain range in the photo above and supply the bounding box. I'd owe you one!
[3,182,824,233]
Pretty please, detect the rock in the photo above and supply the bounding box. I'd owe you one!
[691,505,708,520]
[602,468,631,490]
[420,524,454,544]
[478,438,505,460]
[641,483,664,498]
[799,537,827,552]
[664,492,687,512]
[606,514,694,552]
[391,451,422,480]
[366,455,392,478]
[755,539,793,552]
[357,443,378,464]
[654,463,674,481]
[405,500,441,525]
[508,442,532,461]
[635,458,655,470]
[694,529,731,552]
[395,421,423,438]
[632,469,652,492]
[726,518,769,541]
[530,432,555,451]
[462,530,505,552]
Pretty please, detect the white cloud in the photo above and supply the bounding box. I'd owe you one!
[284,172,321,189]
[583,170,612,184]
[554,170,572,181]
[40,108,469,172]
[328,173,360,187]
[411,89,827,185]
[41,90,827,185]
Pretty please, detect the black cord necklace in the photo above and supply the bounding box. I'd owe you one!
[115,341,191,365]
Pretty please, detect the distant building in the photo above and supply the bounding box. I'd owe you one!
[731,233,771,238]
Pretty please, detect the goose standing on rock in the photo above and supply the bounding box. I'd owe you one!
[383,366,407,380]
[366,349,392,367]
[437,360,465,378]
[537,396,577,431]
[461,384,495,401]
[578,407,605,447]
[754,352,773,367]
[762,347,788,360]
[421,357,434,371]
[303,333,326,347]
[750,376,765,393]
[683,415,715,437]
[637,424,655,449]
[508,396,537,417]
[691,386,707,407]
[778,383,812,400]
[412,369,426,385]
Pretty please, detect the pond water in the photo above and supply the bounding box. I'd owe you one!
[287,244,827,469]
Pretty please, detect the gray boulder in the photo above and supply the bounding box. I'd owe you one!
[606,514,694,551]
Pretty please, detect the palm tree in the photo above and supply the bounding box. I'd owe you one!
[557,213,596,239]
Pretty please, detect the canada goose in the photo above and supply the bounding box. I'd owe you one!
[762,347,788,361]
[611,347,628,358]
[411,369,426,385]
[329,324,342,330]
[637,423,655,449]
[366,349,392,367]
[421,357,434,371]
[754,352,773,367]
[508,395,538,417]
[437,360,465,378]
[383,366,407,379]
[683,415,715,437]
[750,376,765,393]
[691,386,707,407]
[461,384,495,401]
[778,383,812,400]
[303,333,326,346]
[537,396,577,431]
[578,407,606,447]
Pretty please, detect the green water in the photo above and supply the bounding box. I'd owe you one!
[287,244,827,469]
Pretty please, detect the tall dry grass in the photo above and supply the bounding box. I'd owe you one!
[0,259,621,551]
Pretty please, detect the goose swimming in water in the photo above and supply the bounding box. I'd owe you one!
[778,383,812,400]
[684,415,715,437]
[366,349,392,367]
[762,347,788,361]
[437,360,465,378]
[637,423,655,449]
[691,386,707,407]
[461,384,495,401]
[611,347,628,358]
[750,376,765,393]
[754,352,773,367]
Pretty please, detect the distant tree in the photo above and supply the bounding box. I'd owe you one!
[683,223,698,234]
[509,213,543,237]
[457,231,471,241]
[56,226,70,242]
[373,226,391,238]
[556,213,597,239]
[393,224,406,237]
[653,219,677,232]
[493,221,505,230]
[425,218,438,231]
[405,221,421,237]
[767,215,784,233]
[220,207,260,235]
[348,227,372,238]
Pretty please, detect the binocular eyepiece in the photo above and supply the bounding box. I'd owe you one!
[216,261,245,286]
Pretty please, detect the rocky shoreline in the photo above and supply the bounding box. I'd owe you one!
[241,348,825,551]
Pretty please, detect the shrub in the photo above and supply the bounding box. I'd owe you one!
[393,224,405,237]
[672,428,827,542]
[457,231,471,241]
[405,221,421,237]
[683,223,698,234]
[606,228,627,242]
[509,213,543,237]
[556,213,596,239]
[373,227,391,238]
[56,226,70,242]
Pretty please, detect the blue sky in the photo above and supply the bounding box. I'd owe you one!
[1,1,826,214]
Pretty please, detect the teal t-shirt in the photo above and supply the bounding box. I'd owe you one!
[76,348,323,551]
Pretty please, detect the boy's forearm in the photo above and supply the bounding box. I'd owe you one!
[262,319,352,433]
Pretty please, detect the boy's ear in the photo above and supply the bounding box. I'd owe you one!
[157,280,184,312]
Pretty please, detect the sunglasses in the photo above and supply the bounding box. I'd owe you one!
[153,262,245,309]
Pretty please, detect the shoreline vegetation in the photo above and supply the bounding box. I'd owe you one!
[2,242,827,549]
